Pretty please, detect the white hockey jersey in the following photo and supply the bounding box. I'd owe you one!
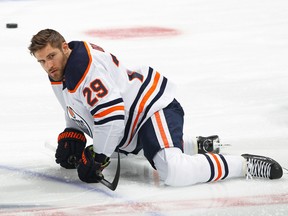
[50,41,176,157]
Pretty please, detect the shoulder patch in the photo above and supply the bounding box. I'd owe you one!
[64,41,92,93]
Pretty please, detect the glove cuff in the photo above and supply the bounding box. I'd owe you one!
[95,153,109,164]
[58,128,86,143]
[84,145,109,164]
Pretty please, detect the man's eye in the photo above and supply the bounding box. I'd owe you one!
[48,54,54,60]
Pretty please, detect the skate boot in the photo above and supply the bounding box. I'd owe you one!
[242,154,283,179]
[197,135,220,154]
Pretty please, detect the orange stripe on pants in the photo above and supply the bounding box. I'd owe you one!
[155,111,170,148]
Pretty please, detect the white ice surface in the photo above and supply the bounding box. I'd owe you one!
[0,0,288,215]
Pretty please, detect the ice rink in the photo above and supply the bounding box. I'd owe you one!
[1,0,288,215]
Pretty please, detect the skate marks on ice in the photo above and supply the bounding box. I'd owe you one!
[0,157,161,216]
[1,158,288,216]
[1,189,288,215]
[1,142,287,216]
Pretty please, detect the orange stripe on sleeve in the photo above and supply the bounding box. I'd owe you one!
[129,72,161,142]
[155,111,170,148]
[209,153,222,181]
[93,105,124,118]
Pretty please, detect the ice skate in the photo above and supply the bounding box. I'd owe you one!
[197,135,221,154]
[242,154,283,179]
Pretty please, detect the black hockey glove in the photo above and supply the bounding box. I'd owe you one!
[77,145,110,183]
[55,128,86,169]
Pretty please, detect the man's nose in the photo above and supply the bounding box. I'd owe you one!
[46,60,53,70]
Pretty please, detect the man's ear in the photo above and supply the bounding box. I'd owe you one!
[62,42,70,53]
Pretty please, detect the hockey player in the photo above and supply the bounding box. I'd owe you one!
[28,29,283,187]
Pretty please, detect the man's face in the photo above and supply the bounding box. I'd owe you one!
[34,43,69,81]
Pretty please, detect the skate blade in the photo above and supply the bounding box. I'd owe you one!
[213,143,232,149]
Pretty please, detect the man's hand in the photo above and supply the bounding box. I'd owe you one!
[55,128,86,169]
[77,145,110,183]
